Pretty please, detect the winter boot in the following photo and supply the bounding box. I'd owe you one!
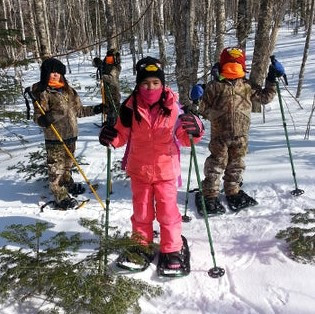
[156,236,190,277]
[226,190,258,212]
[67,183,86,196]
[116,245,156,272]
[195,192,225,216]
[56,197,78,210]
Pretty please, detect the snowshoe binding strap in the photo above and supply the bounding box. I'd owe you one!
[68,183,86,196]
[226,190,258,212]
[116,248,155,272]
[195,192,225,217]
[156,236,190,278]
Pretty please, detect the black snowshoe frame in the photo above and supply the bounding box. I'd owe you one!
[40,198,89,212]
[226,190,258,212]
[195,192,226,217]
[115,247,156,273]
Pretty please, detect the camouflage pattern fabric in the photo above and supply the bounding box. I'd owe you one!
[102,64,121,112]
[46,142,75,203]
[199,79,276,138]
[202,136,247,198]
[32,84,95,141]
[199,78,276,197]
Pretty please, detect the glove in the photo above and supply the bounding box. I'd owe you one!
[93,104,103,114]
[179,113,203,137]
[190,84,204,104]
[37,111,54,128]
[211,62,220,80]
[267,56,285,83]
[99,125,118,146]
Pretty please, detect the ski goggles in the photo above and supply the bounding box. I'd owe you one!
[139,62,162,72]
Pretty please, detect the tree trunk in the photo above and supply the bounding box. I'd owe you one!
[173,0,199,106]
[17,0,27,60]
[154,0,167,66]
[33,0,51,58]
[26,0,40,59]
[249,0,274,112]
[236,0,251,50]
[203,0,212,83]
[104,0,118,50]
[296,0,315,98]
[268,0,287,56]
[214,0,226,62]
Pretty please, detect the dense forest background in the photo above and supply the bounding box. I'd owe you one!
[0,0,314,112]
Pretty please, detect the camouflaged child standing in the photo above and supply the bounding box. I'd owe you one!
[196,47,284,214]
[32,58,103,210]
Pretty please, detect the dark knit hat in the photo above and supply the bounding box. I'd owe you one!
[136,56,165,85]
[39,58,66,89]
[220,47,246,72]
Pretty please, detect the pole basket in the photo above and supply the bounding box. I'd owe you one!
[182,214,192,222]
[290,188,304,196]
[208,266,225,278]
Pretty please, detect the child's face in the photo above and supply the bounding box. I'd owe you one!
[140,77,162,90]
[49,72,61,81]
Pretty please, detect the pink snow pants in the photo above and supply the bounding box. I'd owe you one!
[130,177,183,253]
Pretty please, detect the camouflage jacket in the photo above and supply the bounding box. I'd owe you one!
[32,83,95,142]
[102,65,121,110]
[199,78,276,138]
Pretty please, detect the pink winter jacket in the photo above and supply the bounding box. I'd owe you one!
[111,87,203,183]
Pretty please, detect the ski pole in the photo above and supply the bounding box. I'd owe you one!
[25,88,106,210]
[276,81,304,196]
[182,149,193,222]
[190,136,225,278]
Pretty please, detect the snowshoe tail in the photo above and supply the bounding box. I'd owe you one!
[226,190,258,212]
[156,236,190,278]
[195,192,225,217]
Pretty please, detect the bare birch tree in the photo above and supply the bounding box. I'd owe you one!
[33,0,51,58]
[249,0,274,112]
[154,0,167,65]
[296,0,315,98]
[214,0,225,61]
[236,0,251,49]
[104,0,118,50]
[173,0,199,106]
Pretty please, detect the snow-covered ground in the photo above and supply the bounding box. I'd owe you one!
[1,27,315,313]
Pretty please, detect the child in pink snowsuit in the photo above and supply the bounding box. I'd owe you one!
[99,56,204,274]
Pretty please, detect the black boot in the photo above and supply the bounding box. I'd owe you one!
[226,190,258,212]
[56,197,78,210]
[157,236,190,277]
[195,192,225,216]
[68,183,86,196]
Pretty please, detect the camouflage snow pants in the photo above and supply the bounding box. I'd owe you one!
[202,136,248,198]
[45,142,75,203]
